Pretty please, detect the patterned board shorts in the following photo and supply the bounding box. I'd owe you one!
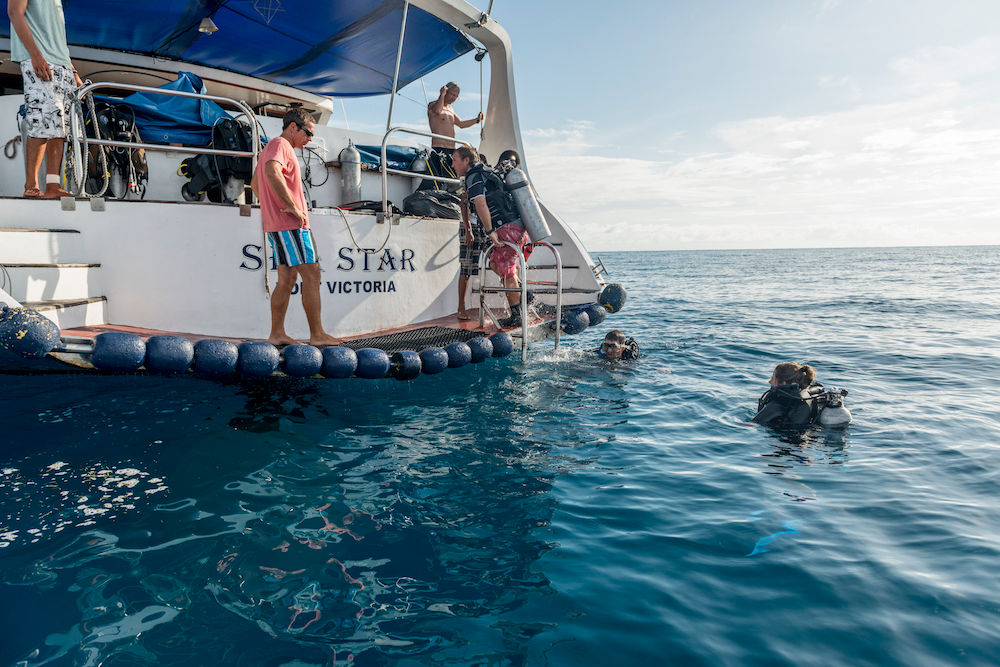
[266,228,318,267]
[20,61,75,139]
[489,223,531,279]
[460,225,488,277]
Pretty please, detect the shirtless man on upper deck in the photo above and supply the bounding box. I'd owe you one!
[427,82,483,156]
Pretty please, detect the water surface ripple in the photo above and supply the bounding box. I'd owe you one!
[2,246,1000,666]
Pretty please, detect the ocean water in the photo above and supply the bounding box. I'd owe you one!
[2,246,1000,666]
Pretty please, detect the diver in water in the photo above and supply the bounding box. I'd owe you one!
[752,362,852,427]
[598,330,640,361]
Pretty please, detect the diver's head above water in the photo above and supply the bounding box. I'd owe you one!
[769,361,815,389]
[601,330,627,360]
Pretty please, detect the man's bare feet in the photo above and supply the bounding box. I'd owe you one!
[309,334,344,347]
[268,335,299,346]
[43,186,71,199]
[457,310,473,321]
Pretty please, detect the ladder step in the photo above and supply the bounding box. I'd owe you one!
[20,297,108,328]
[2,262,101,268]
[0,227,80,233]
[21,297,108,310]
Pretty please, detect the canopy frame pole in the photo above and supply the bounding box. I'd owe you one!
[386,0,410,133]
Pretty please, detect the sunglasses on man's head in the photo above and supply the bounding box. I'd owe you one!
[296,122,314,138]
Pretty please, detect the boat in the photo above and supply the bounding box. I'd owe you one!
[0,0,625,379]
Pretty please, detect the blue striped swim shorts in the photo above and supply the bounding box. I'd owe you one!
[266,228,317,267]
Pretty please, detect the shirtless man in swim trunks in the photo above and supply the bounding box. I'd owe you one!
[427,82,483,156]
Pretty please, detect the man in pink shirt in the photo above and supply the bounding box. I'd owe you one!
[250,109,341,346]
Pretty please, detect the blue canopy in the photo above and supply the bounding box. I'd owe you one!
[5,1,474,98]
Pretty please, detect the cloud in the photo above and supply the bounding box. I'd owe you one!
[818,75,862,100]
[889,37,1000,87]
[523,43,1000,251]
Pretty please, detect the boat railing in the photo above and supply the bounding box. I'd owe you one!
[380,126,466,221]
[69,82,261,197]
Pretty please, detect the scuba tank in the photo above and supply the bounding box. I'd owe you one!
[338,139,362,204]
[817,387,852,427]
[504,167,551,242]
[409,151,429,175]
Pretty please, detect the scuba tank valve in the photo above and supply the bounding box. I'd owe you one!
[818,387,852,427]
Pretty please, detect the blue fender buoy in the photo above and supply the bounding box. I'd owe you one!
[91,332,146,372]
[144,335,194,374]
[281,344,322,377]
[599,283,627,313]
[390,350,421,380]
[193,339,239,377]
[237,341,280,378]
[467,336,493,363]
[490,332,515,357]
[419,347,449,375]
[355,348,390,379]
[321,346,357,378]
[445,341,472,368]
[0,306,60,358]
[562,309,590,335]
[583,303,608,327]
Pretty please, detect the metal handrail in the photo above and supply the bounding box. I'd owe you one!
[381,126,470,218]
[476,238,563,363]
[70,81,261,193]
[83,138,254,158]
[533,241,563,350]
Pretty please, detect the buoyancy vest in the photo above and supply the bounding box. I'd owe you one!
[753,382,830,427]
[466,163,519,227]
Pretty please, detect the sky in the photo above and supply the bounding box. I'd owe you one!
[343,0,1000,251]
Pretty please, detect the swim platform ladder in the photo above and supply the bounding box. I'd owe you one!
[477,240,563,362]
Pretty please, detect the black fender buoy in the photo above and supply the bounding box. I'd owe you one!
[390,350,421,380]
[445,341,472,368]
[355,348,390,379]
[281,344,322,377]
[321,346,357,378]
[0,306,59,358]
[92,332,146,372]
[562,309,590,335]
[599,283,627,313]
[467,336,493,363]
[583,303,608,327]
[237,341,280,378]
[193,339,239,377]
[489,332,515,357]
[144,335,194,374]
[419,347,448,374]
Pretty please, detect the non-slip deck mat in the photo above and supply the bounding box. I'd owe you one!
[342,326,482,353]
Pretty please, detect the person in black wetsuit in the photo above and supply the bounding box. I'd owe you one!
[752,362,826,427]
